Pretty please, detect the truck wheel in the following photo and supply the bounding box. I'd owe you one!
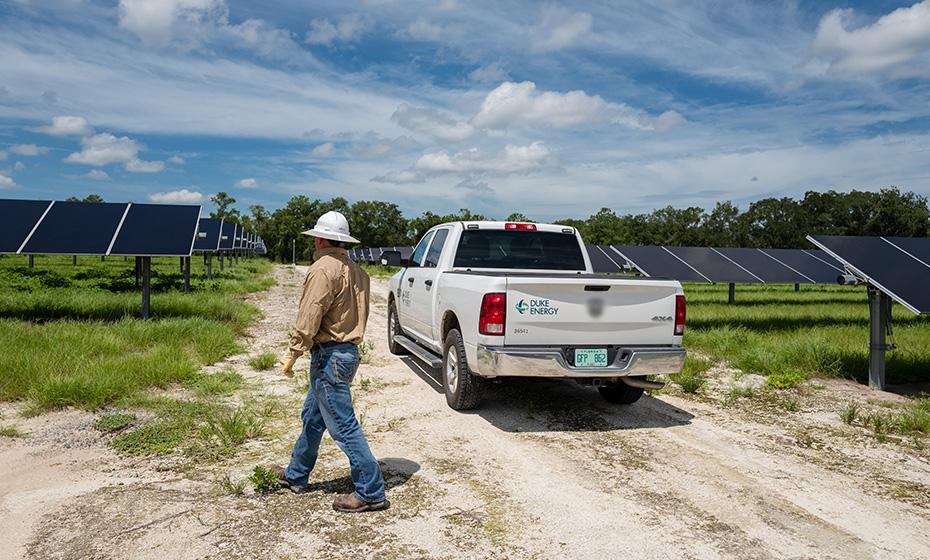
[387,300,407,356]
[442,329,484,410]
[598,381,645,404]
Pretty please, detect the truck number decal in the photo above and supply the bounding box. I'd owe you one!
[513,328,529,334]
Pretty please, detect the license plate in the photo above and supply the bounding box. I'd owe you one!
[574,348,608,368]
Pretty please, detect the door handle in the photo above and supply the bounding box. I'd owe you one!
[407,278,414,284]
[424,280,433,287]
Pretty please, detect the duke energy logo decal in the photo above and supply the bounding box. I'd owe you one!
[515,298,559,316]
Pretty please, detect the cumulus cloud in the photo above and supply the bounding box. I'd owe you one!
[118,0,225,46]
[415,141,554,174]
[306,14,371,45]
[65,133,140,166]
[84,169,110,181]
[654,110,686,133]
[351,133,420,159]
[125,158,166,173]
[813,2,930,77]
[472,81,654,130]
[400,18,446,41]
[10,144,49,156]
[531,8,592,52]
[391,104,475,141]
[13,162,25,172]
[33,115,92,136]
[236,177,257,188]
[370,169,424,184]
[0,173,15,188]
[468,62,508,84]
[167,155,186,164]
[455,178,492,193]
[310,142,335,157]
[149,188,204,203]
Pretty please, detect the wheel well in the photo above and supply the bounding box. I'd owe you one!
[441,311,460,341]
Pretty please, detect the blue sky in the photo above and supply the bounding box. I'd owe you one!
[2,0,930,220]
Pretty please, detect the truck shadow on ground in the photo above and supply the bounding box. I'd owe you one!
[400,357,693,433]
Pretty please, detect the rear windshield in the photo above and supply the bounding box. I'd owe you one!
[453,230,586,270]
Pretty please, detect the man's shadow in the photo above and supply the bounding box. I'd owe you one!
[306,457,420,494]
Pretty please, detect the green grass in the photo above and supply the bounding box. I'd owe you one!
[683,283,930,386]
[247,351,277,371]
[186,368,245,397]
[93,412,136,433]
[359,263,399,278]
[0,255,272,412]
[669,356,712,394]
[0,425,26,437]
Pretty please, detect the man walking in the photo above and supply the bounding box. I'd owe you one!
[271,210,388,513]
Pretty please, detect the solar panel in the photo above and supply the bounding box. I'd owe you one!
[193,218,223,252]
[21,201,129,255]
[808,235,930,314]
[611,245,710,283]
[109,204,201,257]
[665,246,761,284]
[714,247,812,284]
[233,226,243,249]
[399,246,414,260]
[365,248,374,262]
[0,199,53,254]
[585,244,623,273]
[883,237,930,266]
[758,248,843,284]
[219,222,236,249]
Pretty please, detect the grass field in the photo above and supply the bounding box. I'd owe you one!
[0,254,273,412]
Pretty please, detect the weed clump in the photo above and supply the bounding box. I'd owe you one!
[94,412,136,433]
[249,465,280,493]
[0,425,26,438]
[840,403,859,425]
[248,352,277,371]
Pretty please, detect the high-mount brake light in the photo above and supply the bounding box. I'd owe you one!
[479,292,507,335]
[504,223,537,231]
[674,295,686,336]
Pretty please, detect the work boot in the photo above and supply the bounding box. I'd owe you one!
[266,464,309,494]
[332,493,390,513]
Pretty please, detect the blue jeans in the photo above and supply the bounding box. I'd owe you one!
[285,343,386,502]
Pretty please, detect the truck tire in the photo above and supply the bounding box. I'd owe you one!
[598,381,645,404]
[442,329,484,410]
[387,300,408,356]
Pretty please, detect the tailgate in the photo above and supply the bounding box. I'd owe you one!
[504,276,680,346]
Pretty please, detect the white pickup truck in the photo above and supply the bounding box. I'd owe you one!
[383,221,686,410]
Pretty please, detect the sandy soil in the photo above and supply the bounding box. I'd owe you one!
[2,264,930,559]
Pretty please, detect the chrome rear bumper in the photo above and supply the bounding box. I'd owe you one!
[475,345,685,378]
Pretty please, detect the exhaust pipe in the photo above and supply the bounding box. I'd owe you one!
[621,377,665,390]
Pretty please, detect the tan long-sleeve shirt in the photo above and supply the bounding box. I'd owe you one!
[288,246,370,356]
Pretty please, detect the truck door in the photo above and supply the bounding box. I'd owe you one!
[412,227,450,343]
[398,230,434,340]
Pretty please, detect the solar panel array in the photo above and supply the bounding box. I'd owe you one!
[808,235,930,314]
[350,246,415,263]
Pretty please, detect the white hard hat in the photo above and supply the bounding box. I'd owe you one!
[302,210,360,243]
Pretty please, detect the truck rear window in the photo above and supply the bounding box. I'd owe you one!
[453,230,586,270]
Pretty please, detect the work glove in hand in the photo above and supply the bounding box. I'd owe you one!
[280,350,299,378]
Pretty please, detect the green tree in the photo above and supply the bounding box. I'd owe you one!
[346,200,408,247]
[65,194,104,203]
[210,191,240,223]
[701,201,741,247]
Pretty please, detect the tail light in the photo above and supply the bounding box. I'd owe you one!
[504,223,537,231]
[479,292,506,335]
[674,294,686,336]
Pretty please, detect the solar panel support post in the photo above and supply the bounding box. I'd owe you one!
[868,286,889,391]
[794,283,800,292]
[141,256,152,320]
[28,254,34,268]
[134,256,140,287]
[183,257,191,293]
[206,253,213,280]
[219,252,224,272]
[180,257,184,273]
[72,255,77,266]
[101,255,105,262]
[728,283,735,305]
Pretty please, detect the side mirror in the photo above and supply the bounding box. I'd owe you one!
[380,250,403,267]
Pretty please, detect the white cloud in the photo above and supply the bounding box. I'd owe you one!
[401,18,446,41]
[370,169,424,184]
[65,133,140,166]
[84,169,110,181]
[654,110,686,133]
[415,141,554,174]
[351,134,420,159]
[236,177,257,188]
[310,142,335,157]
[33,115,92,136]
[391,103,475,141]
[305,14,371,45]
[118,0,226,47]
[148,188,204,203]
[0,173,15,188]
[9,144,49,156]
[167,155,186,164]
[472,81,653,130]
[13,161,25,172]
[531,8,592,52]
[468,62,508,84]
[455,178,492,193]
[125,158,165,173]
[813,2,930,77]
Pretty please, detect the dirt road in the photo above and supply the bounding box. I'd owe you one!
[3,264,930,559]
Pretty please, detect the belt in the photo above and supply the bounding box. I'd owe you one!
[312,341,355,350]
